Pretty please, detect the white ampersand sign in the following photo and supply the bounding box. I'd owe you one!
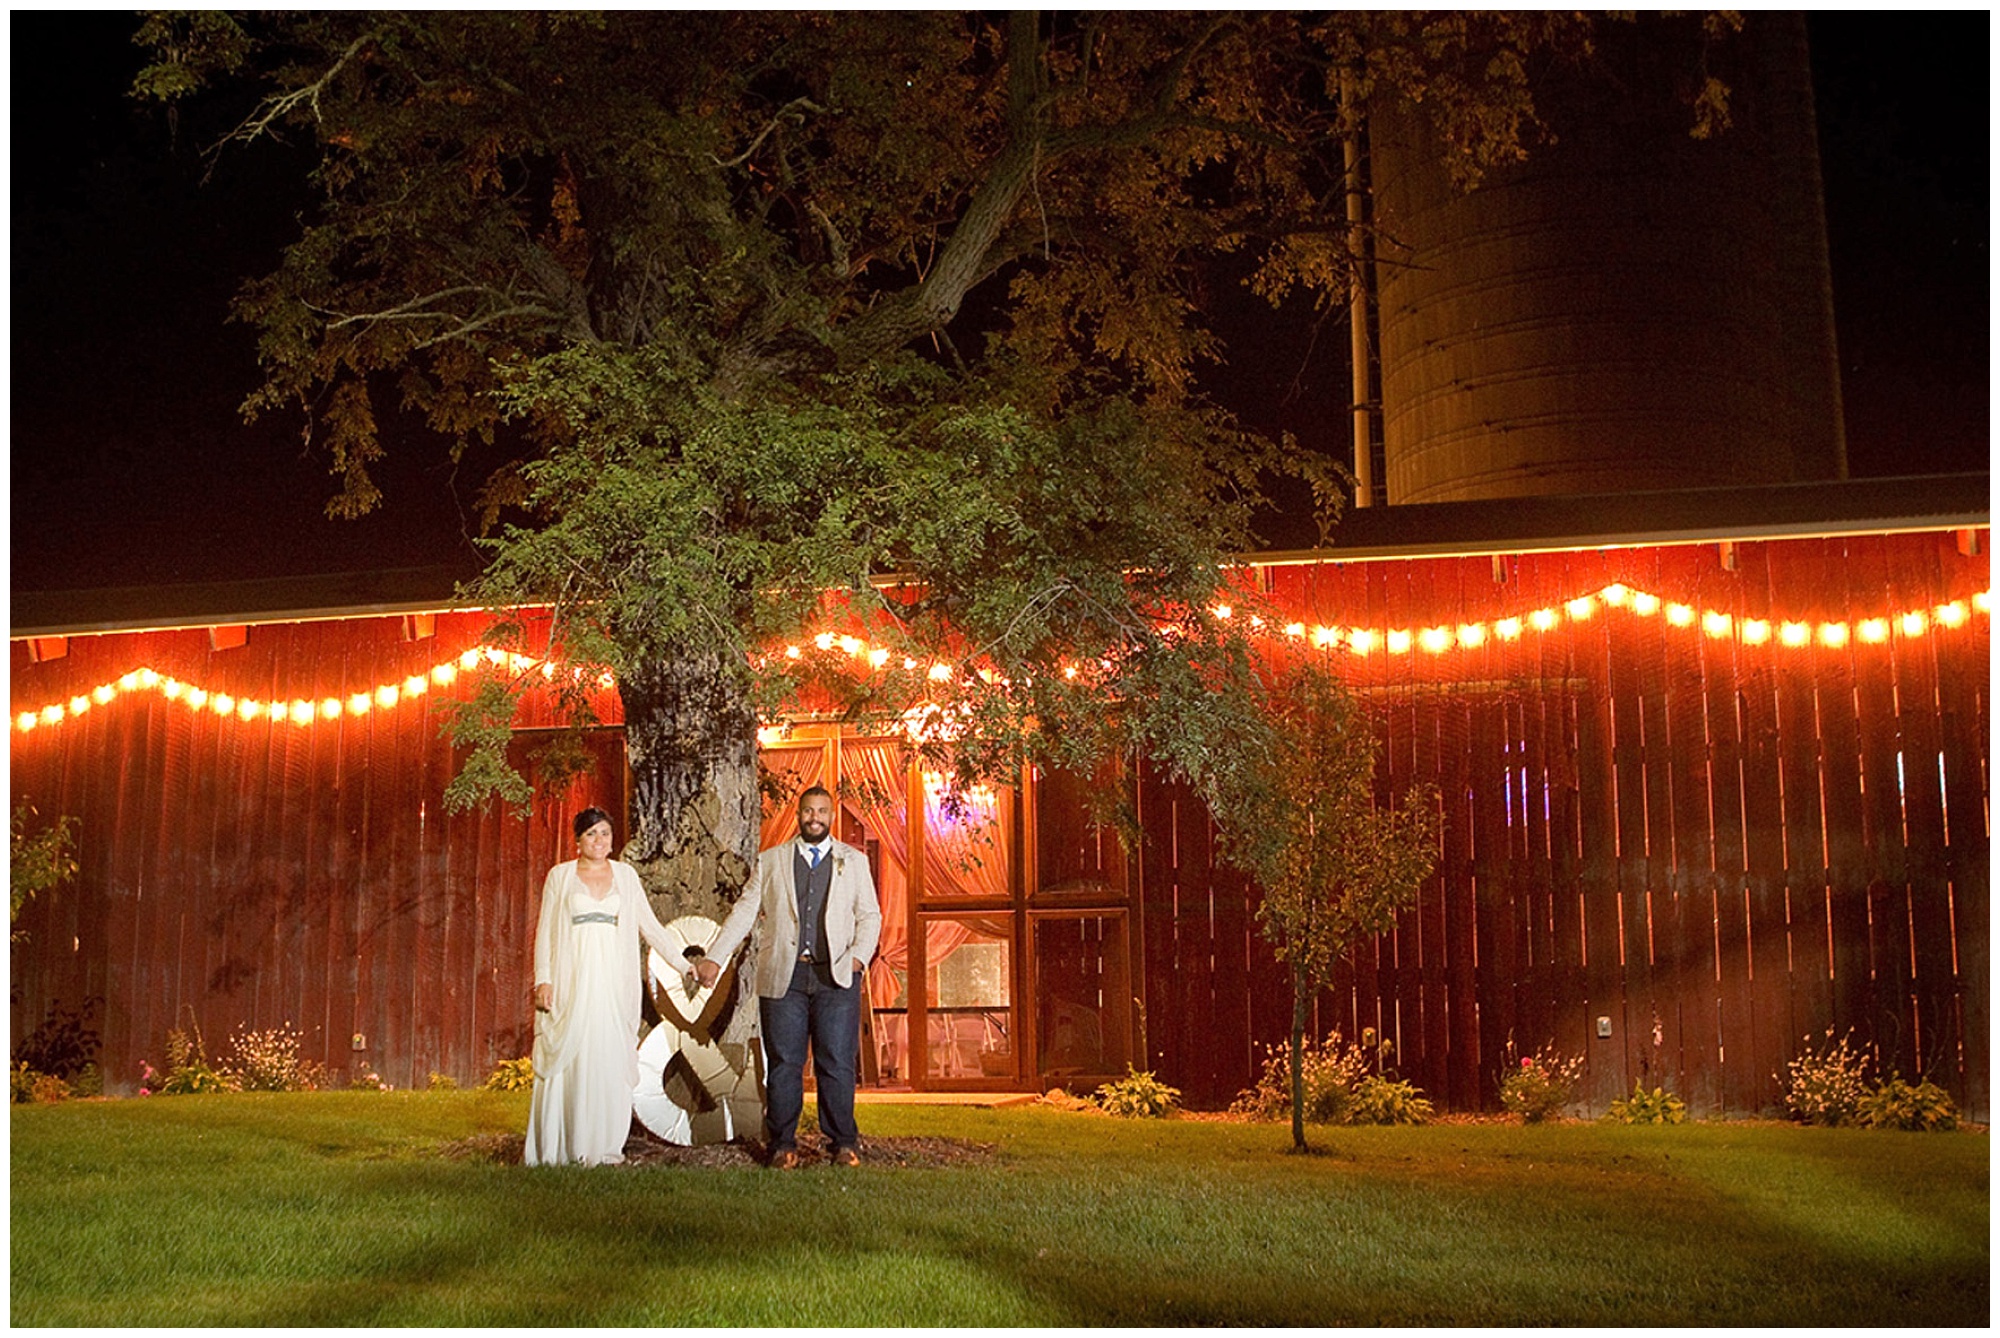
[632,914,765,1145]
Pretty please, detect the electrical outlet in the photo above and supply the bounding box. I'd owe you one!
[1595,1016,1612,1039]
[351,1032,367,1051]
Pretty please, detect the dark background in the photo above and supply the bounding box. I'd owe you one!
[11,12,1989,594]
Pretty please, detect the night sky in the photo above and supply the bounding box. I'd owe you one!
[9,12,1990,596]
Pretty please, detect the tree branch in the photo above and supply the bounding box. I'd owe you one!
[709,96,826,171]
[209,27,380,164]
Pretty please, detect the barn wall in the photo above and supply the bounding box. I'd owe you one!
[9,610,624,1092]
[10,528,1989,1117]
[1139,530,1988,1118]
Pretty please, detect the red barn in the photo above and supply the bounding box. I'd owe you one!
[11,477,1988,1118]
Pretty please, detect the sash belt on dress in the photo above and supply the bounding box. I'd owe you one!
[571,911,618,925]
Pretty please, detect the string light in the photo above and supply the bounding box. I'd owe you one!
[12,581,1991,735]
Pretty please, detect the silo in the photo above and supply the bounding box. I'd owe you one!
[1369,12,1846,504]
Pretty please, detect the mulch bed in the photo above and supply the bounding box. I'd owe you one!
[435,1128,997,1169]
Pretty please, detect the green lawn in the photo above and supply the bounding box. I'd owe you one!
[11,1092,1989,1326]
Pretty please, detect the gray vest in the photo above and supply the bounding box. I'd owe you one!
[793,844,834,960]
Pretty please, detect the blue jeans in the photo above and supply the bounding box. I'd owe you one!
[760,959,862,1152]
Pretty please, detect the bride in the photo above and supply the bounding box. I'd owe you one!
[525,806,677,1166]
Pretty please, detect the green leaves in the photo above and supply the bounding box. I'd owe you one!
[1220,664,1441,1000]
[10,802,78,940]
[450,335,1294,809]
[128,12,1627,829]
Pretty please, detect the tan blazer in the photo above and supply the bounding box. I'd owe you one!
[707,838,881,997]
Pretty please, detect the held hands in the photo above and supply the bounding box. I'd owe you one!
[686,954,862,988]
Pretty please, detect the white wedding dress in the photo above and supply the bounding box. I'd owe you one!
[525,880,640,1166]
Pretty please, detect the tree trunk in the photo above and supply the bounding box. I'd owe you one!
[1290,962,1311,1153]
[616,648,760,931]
[616,645,764,1096]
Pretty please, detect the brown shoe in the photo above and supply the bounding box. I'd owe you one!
[831,1146,861,1168]
[770,1149,802,1170]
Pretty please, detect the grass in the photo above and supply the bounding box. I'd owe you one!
[11,1092,1989,1326]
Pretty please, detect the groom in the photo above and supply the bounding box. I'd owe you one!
[696,784,881,1168]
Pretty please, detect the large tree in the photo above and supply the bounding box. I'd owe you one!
[134,11,1636,926]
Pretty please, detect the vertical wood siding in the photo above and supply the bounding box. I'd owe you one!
[11,531,1989,1120]
[1135,532,1988,1117]
[9,611,623,1091]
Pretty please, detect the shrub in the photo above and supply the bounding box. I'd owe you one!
[482,1056,534,1092]
[157,1022,234,1094]
[1231,1030,1430,1126]
[1499,1045,1584,1123]
[348,1067,392,1092]
[1781,1028,1872,1126]
[1036,1086,1096,1112]
[1094,1068,1182,1118]
[428,1070,459,1091]
[224,1022,320,1092]
[1231,1031,1368,1123]
[15,998,99,1082]
[14,1060,103,1104]
[12,1062,72,1104]
[1858,1074,1958,1132]
[1349,1074,1433,1125]
[1605,1080,1687,1125]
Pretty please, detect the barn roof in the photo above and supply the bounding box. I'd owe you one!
[11,472,1988,638]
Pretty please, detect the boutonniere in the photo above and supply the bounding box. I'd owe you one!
[833,857,845,876]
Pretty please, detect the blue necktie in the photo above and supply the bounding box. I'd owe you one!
[807,845,821,870]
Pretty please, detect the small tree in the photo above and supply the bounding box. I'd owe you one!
[1221,665,1439,1153]
[10,803,77,944]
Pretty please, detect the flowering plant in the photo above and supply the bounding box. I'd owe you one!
[156,1020,234,1094]
[224,1022,320,1091]
[1780,1028,1870,1126]
[1499,1045,1583,1122]
[481,1056,534,1092]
